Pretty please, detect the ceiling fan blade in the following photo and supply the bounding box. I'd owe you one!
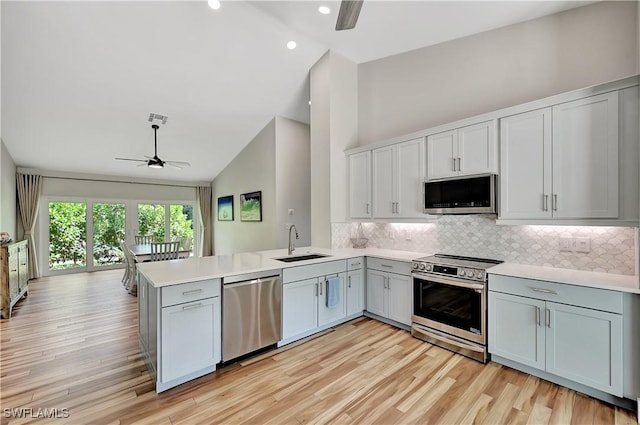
[166,162,183,169]
[165,160,191,166]
[137,163,148,167]
[115,157,146,162]
[336,0,363,31]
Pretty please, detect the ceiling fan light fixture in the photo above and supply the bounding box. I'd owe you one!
[148,162,163,169]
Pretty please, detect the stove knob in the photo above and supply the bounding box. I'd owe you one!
[466,270,474,277]
[458,270,465,276]
[412,263,419,269]
[425,264,432,271]
[476,272,484,280]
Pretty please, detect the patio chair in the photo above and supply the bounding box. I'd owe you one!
[150,241,181,262]
[135,235,155,244]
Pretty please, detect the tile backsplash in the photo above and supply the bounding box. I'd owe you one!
[332,216,638,275]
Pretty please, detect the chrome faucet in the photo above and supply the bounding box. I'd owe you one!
[288,224,299,255]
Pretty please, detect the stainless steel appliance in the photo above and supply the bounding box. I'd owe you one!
[222,271,282,363]
[423,173,496,214]
[411,254,502,362]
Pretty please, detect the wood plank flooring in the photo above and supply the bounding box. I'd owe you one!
[0,270,637,425]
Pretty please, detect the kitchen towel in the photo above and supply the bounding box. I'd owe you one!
[326,276,340,309]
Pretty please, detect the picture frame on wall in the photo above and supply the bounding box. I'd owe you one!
[217,195,234,221]
[240,191,262,222]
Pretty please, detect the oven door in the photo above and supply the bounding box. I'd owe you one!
[412,273,485,345]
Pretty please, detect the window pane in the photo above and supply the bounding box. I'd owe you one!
[138,204,165,242]
[93,203,126,267]
[49,202,87,270]
[170,205,194,253]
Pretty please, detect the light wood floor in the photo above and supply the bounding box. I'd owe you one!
[0,270,637,425]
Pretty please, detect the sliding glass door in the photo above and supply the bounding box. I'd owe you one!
[45,199,198,275]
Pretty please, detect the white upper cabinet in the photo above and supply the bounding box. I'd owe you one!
[552,92,619,218]
[500,91,619,220]
[348,151,372,219]
[372,138,425,219]
[427,121,496,180]
[500,108,553,219]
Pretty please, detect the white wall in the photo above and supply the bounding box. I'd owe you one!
[358,1,639,145]
[0,140,16,237]
[274,117,311,249]
[310,51,358,247]
[212,119,277,255]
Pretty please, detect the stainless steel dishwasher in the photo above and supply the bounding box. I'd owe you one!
[222,271,282,363]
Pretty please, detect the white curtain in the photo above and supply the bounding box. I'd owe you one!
[16,173,42,279]
[196,186,212,257]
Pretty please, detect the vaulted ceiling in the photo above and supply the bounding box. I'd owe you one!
[1,1,592,182]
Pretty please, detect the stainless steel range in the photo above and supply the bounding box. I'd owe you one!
[411,254,503,363]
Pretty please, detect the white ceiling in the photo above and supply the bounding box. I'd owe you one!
[1,1,593,183]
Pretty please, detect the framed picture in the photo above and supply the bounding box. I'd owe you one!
[240,191,262,222]
[217,195,234,221]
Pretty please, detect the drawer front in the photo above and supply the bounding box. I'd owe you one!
[488,274,622,314]
[347,257,364,271]
[162,279,221,307]
[283,260,347,283]
[366,257,411,275]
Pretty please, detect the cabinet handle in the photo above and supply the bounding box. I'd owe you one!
[366,203,370,214]
[182,303,203,310]
[319,280,323,295]
[457,157,462,172]
[315,282,318,296]
[348,276,352,288]
[552,194,558,211]
[530,287,557,295]
[395,202,400,214]
[380,264,392,269]
[10,269,17,272]
[182,289,203,296]
[452,158,456,172]
[543,194,549,212]
[546,309,551,328]
[536,307,541,326]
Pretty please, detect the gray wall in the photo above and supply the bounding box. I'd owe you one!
[358,1,639,145]
[212,117,311,255]
[1,140,17,238]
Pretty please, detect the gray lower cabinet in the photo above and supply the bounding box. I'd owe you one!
[346,257,365,316]
[365,257,412,326]
[488,275,623,397]
[138,274,221,392]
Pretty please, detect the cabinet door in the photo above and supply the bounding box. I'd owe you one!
[17,245,28,291]
[488,292,545,371]
[366,270,387,318]
[396,138,425,218]
[458,121,496,176]
[8,246,19,298]
[346,269,365,316]
[427,130,457,180]
[317,273,347,327]
[138,276,149,350]
[545,302,623,396]
[161,297,220,383]
[552,92,619,218]
[348,151,372,219]
[282,278,318,340]
[372,146,396,218]
[499,108,552,219]
[386,273,412,326]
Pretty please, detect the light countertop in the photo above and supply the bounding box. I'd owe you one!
[488,263,640,294]
[137,246,430,288]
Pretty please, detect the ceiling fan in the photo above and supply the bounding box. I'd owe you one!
[115,124,191,169]
[335,0,364,31]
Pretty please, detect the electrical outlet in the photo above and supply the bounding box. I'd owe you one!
[288,209,295,216]
[559,237,574,252]
[575,237,591,253]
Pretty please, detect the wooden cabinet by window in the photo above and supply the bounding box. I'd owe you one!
[1,240,29,318]
[427,121,497,180]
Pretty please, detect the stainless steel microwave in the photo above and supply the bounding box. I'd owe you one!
[423,174,496,214]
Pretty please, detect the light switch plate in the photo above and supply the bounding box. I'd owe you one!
[559,237,573,252]
[575,237,591,253]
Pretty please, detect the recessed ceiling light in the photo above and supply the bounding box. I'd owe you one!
[208,0,221,10]
[318,6,331,14]
[287,41,297,50]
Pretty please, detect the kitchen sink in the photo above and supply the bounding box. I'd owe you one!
[273,254,330,263]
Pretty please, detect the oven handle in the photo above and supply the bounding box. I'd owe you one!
[412,326,484,353]
[412,273,484,290]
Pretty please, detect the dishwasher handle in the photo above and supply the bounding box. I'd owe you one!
[223,275,280,289]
